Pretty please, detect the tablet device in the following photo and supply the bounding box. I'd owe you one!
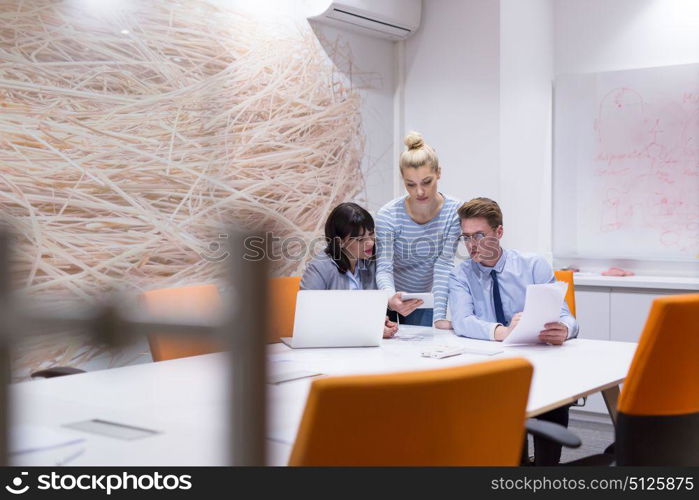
[399,292,434,309]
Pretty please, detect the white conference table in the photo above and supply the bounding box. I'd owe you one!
[10,329,637,466]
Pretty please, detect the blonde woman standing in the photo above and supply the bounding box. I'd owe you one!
[376,132,461,328]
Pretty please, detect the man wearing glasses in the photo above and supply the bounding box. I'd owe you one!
[448,197,579,465]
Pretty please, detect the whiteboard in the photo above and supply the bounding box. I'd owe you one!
[553,64,699,264]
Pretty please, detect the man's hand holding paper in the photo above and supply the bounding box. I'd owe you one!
[539,321,569,345]
[502,282,569,345]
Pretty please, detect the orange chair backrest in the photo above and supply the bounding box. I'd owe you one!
[141,284,224,362]
[554,270,576,317]
[289,358,533,466]
[267,276,301,343]
[618,294,699,416]
[142,277,301,360]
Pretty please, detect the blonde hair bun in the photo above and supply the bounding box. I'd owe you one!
[399,131,439,172]
[404,131,424,150]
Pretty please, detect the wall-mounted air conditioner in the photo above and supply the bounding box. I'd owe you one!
[305,0,421,41]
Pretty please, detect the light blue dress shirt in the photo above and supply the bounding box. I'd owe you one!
[347,265,362,290]
[448,249,579,341]
[300,252,377,291]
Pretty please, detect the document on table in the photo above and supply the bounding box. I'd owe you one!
[393,324,435,341]
[503,282,568,345]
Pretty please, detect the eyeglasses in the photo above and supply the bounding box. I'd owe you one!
[458,232,495,243]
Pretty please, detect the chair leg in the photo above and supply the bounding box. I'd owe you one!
[520,436,532,466]
[533,406,570,466]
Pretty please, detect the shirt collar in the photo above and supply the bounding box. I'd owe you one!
[328,256,370,273]
[474,248,508,275]
[342,259,370,275]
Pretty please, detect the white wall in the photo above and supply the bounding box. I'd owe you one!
[554,0,699,74]
[312,24,397,213]
[404,0,554,256]
[404,0,501,205]
[499,0,554,256]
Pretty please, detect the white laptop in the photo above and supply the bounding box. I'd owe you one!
[280,290,387,348]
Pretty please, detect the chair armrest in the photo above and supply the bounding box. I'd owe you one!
[525,418,581,448]
[31,367,86,379]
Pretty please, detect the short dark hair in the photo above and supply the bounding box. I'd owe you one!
[324,202,375,274]
[457,197,503,228]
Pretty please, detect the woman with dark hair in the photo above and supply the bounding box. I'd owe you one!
[300,202,398,337]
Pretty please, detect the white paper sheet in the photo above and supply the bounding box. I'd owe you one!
[502,282,568,345]
[393,324,435,341]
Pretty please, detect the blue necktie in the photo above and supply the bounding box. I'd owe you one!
[490,269,507,326]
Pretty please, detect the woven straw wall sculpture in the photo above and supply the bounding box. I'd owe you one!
[0,0,366,376]
[0,0,365,301]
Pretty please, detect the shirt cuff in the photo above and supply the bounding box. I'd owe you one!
[489,323,501,341]
[559,317,574,340]
[564,321,573,340]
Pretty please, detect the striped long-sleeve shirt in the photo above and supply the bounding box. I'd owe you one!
[375,194,461,321]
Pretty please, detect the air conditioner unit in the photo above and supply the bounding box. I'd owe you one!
[305,0,421,41]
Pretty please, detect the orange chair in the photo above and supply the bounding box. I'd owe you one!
[566,294,699,466]
[613,294,699,465]
[143,277,301,361]
[141,284,225,362]
[554,269,576,317]
[289,358,534,466]
[266,276,301,343]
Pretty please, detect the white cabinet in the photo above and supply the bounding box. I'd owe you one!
[576,286,693,343]
[609,290,676,342]
[576,289,610,340]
